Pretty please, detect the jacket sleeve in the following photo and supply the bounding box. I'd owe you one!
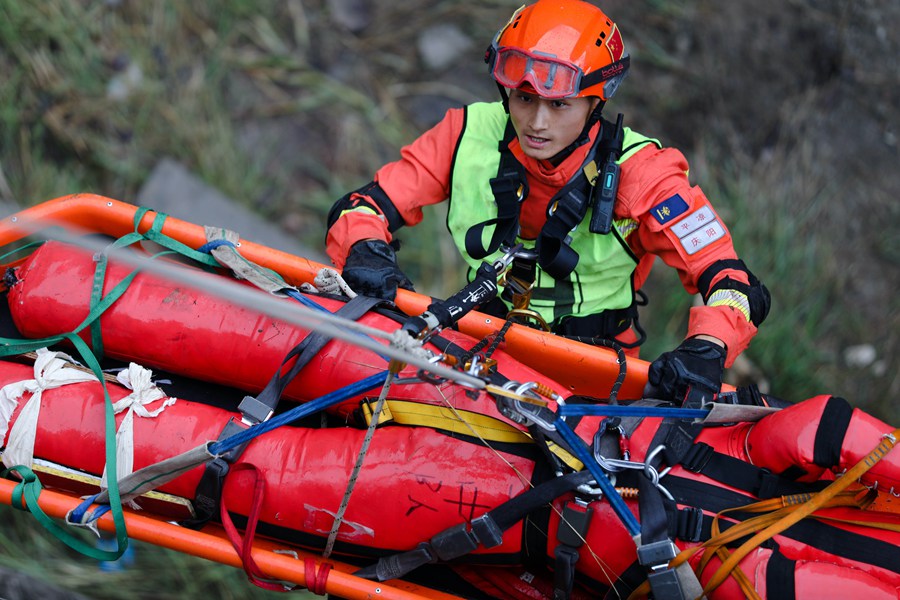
[325,108,466,269]
[617,145,761,366]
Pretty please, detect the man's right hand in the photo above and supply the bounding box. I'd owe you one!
[341,239,414,301]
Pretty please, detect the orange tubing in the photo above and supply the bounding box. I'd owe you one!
[0,478,459,599]
[0,193,651,398]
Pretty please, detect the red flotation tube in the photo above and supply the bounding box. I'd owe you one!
[2,355,899,600]
[6,241,568,423]
[3,241,900,599]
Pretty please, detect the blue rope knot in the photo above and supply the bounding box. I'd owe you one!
[197,239,237,253]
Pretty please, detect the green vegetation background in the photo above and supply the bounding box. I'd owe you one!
[0,1,897,598]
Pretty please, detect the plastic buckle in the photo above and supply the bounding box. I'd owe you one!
[637,540,678,569]
[673,507,704,543]
[429,523,479,561]
[681,442,714,473]
[638,541,686,598]
[470,514,504,548]
[238,395,274,425]
[646,567,685,600]
[557,501,593,548]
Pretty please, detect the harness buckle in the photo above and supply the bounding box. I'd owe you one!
[237,395,274,426]
[637,539,678,570]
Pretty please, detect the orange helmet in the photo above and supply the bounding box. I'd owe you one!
[486,0,629,101]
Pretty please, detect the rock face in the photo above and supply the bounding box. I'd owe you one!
[136,158,325,263]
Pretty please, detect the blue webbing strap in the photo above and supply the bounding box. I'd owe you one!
[558,404,709,420]
[553,417,641,536]
[67,371,389,528]
[551,403,711,538]
[209,370,389,455]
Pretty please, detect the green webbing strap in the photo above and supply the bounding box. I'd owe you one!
[86,208,219,359]
[131,208,219,268]
[0,240,45,264]
[2,332,128,561]
[0,206,254,560]
[0,262,144,358]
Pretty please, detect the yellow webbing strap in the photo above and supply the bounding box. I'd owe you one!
[360,397,583,470]
[362,400,532,443]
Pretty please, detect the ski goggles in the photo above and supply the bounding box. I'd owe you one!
[489,45,630,100]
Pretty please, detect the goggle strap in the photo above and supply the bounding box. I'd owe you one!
[580,55,630,91]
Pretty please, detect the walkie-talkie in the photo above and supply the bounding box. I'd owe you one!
[589,113,625,234]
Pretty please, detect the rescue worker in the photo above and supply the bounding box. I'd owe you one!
[324,0,770,402]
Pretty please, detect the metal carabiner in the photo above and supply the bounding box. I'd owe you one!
[643,444,675,501]
[499,381,558,431]
[493,243,527,273]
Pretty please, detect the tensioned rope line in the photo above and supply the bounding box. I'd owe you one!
[16,220,485,390]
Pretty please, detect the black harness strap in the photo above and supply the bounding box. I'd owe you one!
[813,396,854,469]
[680,442,829,499]
[637,443,690,599]
[553,500,593,600]
[665,475,900,576]
[181,294,385,529]
[465,120,526,260]
[765,547,797,600]
[354,471,595,582]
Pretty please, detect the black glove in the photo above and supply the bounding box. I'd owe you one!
[645,338,726,403]
[341,239,414,301]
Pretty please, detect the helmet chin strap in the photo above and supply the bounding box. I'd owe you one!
[547,100,605,165]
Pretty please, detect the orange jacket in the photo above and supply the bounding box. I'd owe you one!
[326,106,759,365]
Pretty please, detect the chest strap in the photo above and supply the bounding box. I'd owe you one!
[465,116,625,283]
[465,120,526,260]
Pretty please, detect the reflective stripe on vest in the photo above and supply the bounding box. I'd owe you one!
[447,102,655,325]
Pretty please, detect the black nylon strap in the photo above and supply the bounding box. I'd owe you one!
[638,466,671,545]
[254,295,385,410]
[465,120,524,259]
[665,476,900,575]
[354,470,594,581]
[813,396,854,469]
[680,442,828,499]
[765,548,797,600]
[534,116,622,280]
[553,545,580,600]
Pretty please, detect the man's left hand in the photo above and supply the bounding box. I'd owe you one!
[644,337,726,403]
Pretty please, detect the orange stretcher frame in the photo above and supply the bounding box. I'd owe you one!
[0,193,651,398]
[0,478,458,599]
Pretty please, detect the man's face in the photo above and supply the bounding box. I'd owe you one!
[507,90,598,161]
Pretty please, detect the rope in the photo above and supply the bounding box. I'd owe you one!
[322,361,401,558]
[307,267,358,299]
[459,318,514,367]
[209,371,389,456]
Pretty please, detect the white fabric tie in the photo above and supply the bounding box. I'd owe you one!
[1,349,98,469]
[100,362,176,492]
